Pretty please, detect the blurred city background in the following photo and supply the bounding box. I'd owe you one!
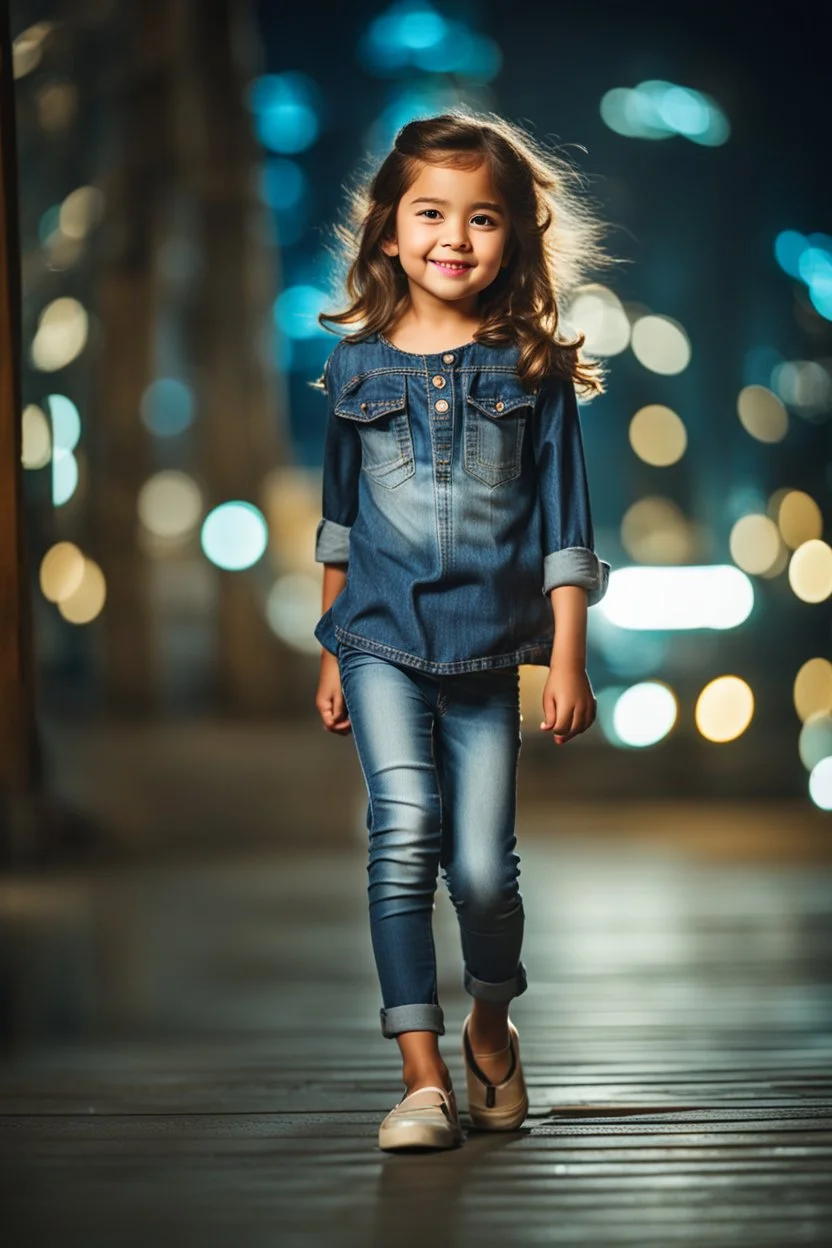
[7,0,832,856]
[2,3,831,1243]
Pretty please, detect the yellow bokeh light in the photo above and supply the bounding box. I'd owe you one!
[137,470,203,539]
[794,658,832,723]
[737,385,788,443]
[58,558,106,624]
[621,496,699,564]
[695,675,754,743]
[36,82,78,133]
[262,467,323,573]
[788,539,832,603]
[777,490,823,549]
[59,187,105,240]
[630,315,691,375]
[31,297,89,371]
[21,404,52,469]
[728,514,782,575]
[12,22,51,79]
[39,542,85,603]
[629,404,687,466]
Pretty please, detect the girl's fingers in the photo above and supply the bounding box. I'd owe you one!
[539,687,557,730]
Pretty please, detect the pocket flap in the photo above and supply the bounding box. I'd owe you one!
[465,374,535,418]
[335,373,406,422]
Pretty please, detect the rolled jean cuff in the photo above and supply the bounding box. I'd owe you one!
[464,961,528,1004]
[380,1003,445,1039]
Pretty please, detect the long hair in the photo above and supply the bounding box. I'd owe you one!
[318,107,624,395]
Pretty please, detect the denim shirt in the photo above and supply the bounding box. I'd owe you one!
[313,331,611,674]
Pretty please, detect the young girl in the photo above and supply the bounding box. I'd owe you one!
[313,109,613,1152]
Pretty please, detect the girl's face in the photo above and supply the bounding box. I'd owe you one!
[381,160,510,309]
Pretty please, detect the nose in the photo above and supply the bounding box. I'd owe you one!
[441,220,471,250]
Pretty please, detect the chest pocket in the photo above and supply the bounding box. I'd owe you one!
[463,376,533,487]
[334,373,415,489]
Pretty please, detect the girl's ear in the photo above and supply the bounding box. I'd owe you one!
[381,236,399,257]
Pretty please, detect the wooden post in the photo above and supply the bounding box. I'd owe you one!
[0,2,43,859]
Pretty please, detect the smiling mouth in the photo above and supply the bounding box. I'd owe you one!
[430,260,474,272]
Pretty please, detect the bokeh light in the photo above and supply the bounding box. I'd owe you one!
[12,21,51,79]
[737,385,788,442]
[273,285,329,338]
[266,573,322,654]
[246,72,321,154]
[21,404,52,469]
[630,315,691,374]
[47,394,81,452]
[729,514,783,576]
[31,298,89,371]
[771,360,832,413]
[564,284,630,357]
[798,713,832,773]
[600,80,729,145]
[140,379,195,437]
[777,490,823,549]
[612,681,678,747]
[809,756,832,810]
[39,542,86,603]
[53,451,79,506]
[59,186,105,240]
[621,497,698,564]
[788,539,832,603]
[358,9,501,81]
[794,658,832,723]
[629,404,687,466]
[599,565,754,631]
[138,471,203,539]
[695,676,755,743]
[58,558,106,624]
[201,501,268,571]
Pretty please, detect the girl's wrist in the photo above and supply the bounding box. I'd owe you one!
[549,651,586,672]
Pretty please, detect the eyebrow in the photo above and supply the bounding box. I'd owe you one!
[408,196,505,214]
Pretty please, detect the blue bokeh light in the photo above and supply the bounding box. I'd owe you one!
[47,394,81,451]
[38,204,61,244]
[52,450,78,506]
[601,80,729,145]
[399,9,446,48]
[259,159,307,211]
[774,229,807,278]
[201,501,268,571]
[246,72,321,154]
[273,285,329,339]
[358,5,498,80]
[140,378,195,438]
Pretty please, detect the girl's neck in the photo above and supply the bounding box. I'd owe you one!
[384,310,482,356]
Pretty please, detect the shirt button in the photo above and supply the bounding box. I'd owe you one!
[434,399,449,413]
[495,400,505,412]
[442,353,455,364]
[432,374,446,388]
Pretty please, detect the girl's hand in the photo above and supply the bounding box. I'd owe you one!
[539,661,597,746]
[315,651,352,735]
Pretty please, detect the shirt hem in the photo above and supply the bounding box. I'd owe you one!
[333,626,553,674]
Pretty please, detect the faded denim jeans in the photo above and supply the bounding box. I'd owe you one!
[337,641,528,1039]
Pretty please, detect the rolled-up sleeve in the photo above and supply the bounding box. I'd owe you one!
[531,376,611,605]
[314,355,361,564]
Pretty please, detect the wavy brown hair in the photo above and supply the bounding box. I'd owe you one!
[318,107,624,396]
